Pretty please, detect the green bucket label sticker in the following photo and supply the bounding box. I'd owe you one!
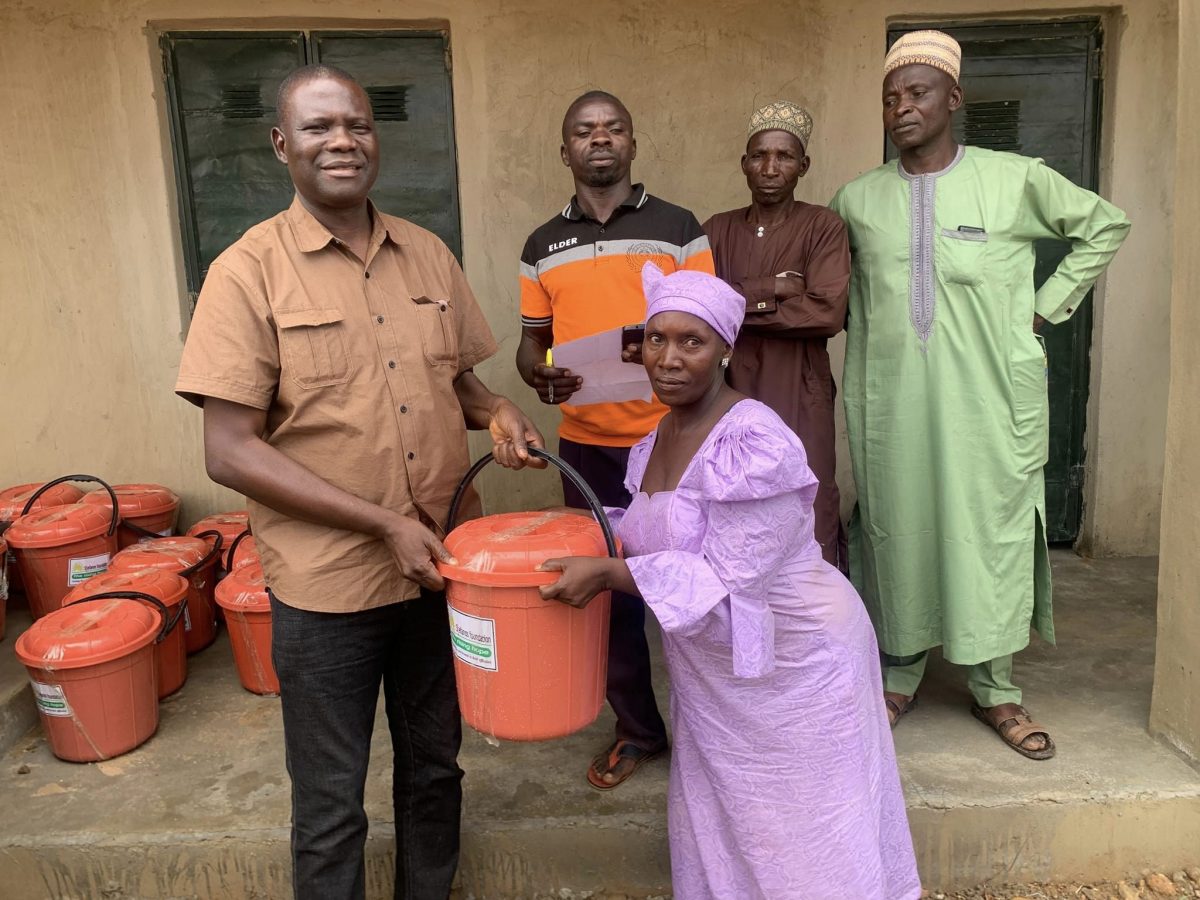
[66,552,109,587]
[31,681,72,718]
[448,607,498,672]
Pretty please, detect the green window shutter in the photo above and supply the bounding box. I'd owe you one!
[163,33,305,299]
[312,33,463,261]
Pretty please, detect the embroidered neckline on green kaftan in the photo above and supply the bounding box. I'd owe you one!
[898,144,965,349]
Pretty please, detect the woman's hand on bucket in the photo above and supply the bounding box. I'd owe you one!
[382,515,457,591]
[539,556,635,608]
[487,398,548,470]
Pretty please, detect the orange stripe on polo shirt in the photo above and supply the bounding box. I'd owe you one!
[520,189,714,446]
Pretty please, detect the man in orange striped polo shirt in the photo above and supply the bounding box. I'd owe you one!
[516,90,715,789]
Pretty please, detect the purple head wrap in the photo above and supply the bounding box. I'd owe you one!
[641,262,744,346]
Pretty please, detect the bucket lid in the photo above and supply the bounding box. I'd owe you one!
[15,597,161,669]
[63,568,188,609]
[186,512,249,537]
[5,503,113,549]
[0,482,86,522]
[82,483,180,517]
[438,511,613,587]
[109,536,210,575]
[215,561,269,612]
[230,535,259,571]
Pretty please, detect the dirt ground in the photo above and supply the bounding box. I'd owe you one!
[923,868,1200,899]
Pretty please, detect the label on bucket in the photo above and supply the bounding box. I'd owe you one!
[67,552,110,587]
[448,607,498,672]
[182,603,192,632]
[31,681,72,718]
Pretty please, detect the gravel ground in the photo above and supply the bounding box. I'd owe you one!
[923,867,1200,899]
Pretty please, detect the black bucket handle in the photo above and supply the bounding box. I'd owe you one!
[226,528,254,571]
[444,447,618,559]
[22,475,119,537]
[178,529,222,578]
[62,590,183,644]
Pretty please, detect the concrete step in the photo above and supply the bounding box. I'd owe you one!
[0,553,1197,899]
[0,607,36,755]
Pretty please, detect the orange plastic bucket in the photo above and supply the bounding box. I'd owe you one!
[109,536,220,655]
[215,561,279,695]
[64,569,189,699]
[15,596,164,761]
[0,482,86,524]
[7,503,119,619]
[0,481,87,597]
[228,533,259,572]
[186,512,249,574]
[82,484,181,549]
[436,449,614,741]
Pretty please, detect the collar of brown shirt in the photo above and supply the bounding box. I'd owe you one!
[176,196,498,612]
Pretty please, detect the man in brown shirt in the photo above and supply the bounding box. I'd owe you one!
[704,101,851,571]
[176,65,543,900]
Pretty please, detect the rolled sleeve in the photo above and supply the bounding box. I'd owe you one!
[175,261,280,409]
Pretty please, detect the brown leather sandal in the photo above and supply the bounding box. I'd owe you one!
[971,703,1057,760]
[884,692,918,729]
[586,739,665,791]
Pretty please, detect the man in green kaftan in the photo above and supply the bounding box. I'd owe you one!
[830,30,1129,759]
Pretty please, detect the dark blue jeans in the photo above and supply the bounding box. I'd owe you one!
[270,589,463,900]
[558,437,668,750]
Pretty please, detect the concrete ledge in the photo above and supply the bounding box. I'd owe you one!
[0,820,672,900]
[0,609,35,756]
[910,796,1200,886]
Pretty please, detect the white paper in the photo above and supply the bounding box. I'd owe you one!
[551,325,651,406]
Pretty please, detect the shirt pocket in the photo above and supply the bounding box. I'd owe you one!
[412,295,459,367]
[275,307,351,389]
[937,228,989,287]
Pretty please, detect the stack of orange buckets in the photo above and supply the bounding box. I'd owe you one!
[3,471,279,762]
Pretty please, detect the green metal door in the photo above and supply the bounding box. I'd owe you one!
[163,31,462,304]
[163,33,304,295]
[312,34,462,261]
[885,20,1104,542]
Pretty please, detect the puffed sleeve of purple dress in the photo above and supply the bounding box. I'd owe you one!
[613,400,820,678]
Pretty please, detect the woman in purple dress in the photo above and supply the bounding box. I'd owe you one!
[540,263,921,899]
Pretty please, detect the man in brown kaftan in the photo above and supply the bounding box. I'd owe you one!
[703,101,850,570]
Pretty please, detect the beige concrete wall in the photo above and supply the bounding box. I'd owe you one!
[0,0,1175,553]
[1149,0,1200,760]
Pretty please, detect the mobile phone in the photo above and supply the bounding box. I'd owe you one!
[621,323,646,347]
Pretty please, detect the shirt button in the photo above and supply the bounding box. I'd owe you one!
[599,227,606,234]
[400,405,408,413]
[377,315,384,324]
[388,360,397,369]
[407,452,415,460]
[365,271,371,279]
